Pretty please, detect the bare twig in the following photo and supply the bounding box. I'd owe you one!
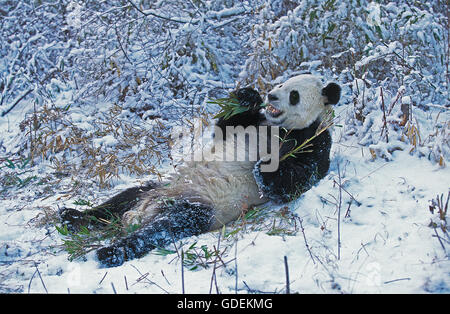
[242,281,276,294]
[414,103,449,111]
[1,88,33,117]
[284,256,290,294]
[387,87,405,115]
[169,228,181,258]
[234,239,238,294]
[181,249,185,294]
[381,42,440,92]
[359,163,389,181]
[161,270,171,286]
[433,226,447,255]
[128,0,250,26]
[111,282,117,294]
[28,268,36,293]
[359,241,370,257]
[98,271,108,285]
[332,179,362,206]
[337,162,342,260]
[384,278,411,284]
[127,0,189,23]
[34,262,48,294]
[114,25,132,65]
[345,200,353,218]
[132,271,149,285]
[298,217,315,264]
[209,245,221,294]
[129,264,169,293]
[209,232,222,294]
[379,87,389,143]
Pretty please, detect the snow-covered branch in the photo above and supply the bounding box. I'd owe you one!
[127,0,250,26]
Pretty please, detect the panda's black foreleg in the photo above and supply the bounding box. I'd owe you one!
[59,182,157,232]
[253,157,321,203]
[253,135,332,203]
[96,199,214,267]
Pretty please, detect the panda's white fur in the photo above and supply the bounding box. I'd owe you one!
[122,74,331,231]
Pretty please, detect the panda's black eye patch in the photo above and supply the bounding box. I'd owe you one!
[289,90,300,105]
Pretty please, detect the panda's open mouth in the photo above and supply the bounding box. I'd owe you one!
[266,104,283,118]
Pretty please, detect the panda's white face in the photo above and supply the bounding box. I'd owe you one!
[264,74,328,130]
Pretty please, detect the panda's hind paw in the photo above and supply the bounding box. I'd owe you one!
[96,245,126,268]
[58,207,89,233]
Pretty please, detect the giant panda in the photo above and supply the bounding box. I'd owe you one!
[59,74,341,267]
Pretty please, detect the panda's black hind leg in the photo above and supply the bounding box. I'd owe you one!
[96,199,214,267]
[59,182,157,232]
[59,207,90,232]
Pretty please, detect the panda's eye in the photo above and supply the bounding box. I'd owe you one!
[289,90,300,105]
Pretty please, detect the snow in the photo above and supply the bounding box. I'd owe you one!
[0,0,448,294]
[0,124,448,293]
[92,135,119,149]
[366,2,381,27]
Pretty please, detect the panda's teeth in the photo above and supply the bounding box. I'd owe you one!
[266,104,282,117]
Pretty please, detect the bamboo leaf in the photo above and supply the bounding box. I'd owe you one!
[4,158,15,169]
[280,122,333,162]
[209,94,248,120]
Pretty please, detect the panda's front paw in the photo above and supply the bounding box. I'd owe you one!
[253,159,283,203]
[59,207,89,233]
[253,159,272,193]
[234,87,263,112]
[96,245,126,268]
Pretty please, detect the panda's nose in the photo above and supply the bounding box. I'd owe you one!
[268,94,278,101]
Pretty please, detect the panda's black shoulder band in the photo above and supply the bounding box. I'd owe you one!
[253,123,332,203]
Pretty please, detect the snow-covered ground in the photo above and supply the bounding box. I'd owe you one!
[0,105,448,293]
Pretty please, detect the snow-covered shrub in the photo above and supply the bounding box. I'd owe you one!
[65,0,264,120]
[0,0,72,116]
[1,0,265,188]
[19,103,168,187]
[239,0,449,164]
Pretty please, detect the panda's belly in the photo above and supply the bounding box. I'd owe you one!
[168,132,268,230]
[171,159,266,230]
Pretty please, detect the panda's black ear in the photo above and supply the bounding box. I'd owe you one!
[322,83,341,105]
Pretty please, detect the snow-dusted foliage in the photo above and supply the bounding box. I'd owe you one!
[240,0,448,164]
[1,0,266,187]
[0,0,71,115]
[241,0,447,98]
[65,0,263,119]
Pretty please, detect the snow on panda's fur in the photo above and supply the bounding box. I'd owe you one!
[59,74,341,267]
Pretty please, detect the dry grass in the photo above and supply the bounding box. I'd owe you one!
[428,192,449,254]
[19,103,169,188]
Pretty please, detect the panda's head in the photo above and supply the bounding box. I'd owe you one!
[264,74,341,130]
